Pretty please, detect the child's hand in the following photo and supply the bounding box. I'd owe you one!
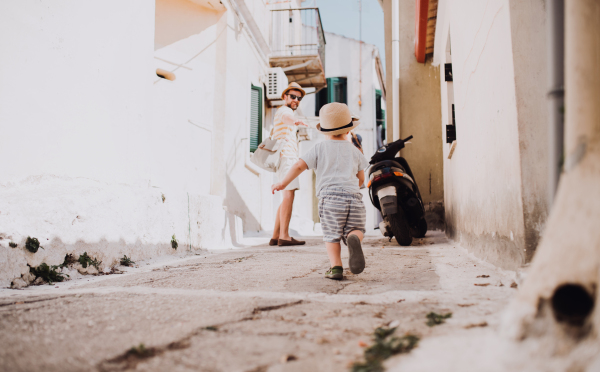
[271,183,285,194]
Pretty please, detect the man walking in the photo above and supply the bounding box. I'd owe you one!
[269,82,307,247]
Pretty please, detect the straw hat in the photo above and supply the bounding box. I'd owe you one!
[281,82,306,100]
[316,102,360,136]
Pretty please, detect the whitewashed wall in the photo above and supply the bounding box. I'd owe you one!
[0,0,278,287]
[432,0,548,269]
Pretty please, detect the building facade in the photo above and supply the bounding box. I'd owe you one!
[0,0,326,287]
[380,0,549,270]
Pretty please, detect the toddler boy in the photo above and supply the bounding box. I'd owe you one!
[271,103,370,280]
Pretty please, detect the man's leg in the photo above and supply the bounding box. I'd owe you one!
[278,190,295,241]
[272,204,281,240]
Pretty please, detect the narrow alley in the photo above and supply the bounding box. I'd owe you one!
[0,232,525,371]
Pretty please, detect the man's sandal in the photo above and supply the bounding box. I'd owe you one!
[269,239,278,246]
[278,237,306,246]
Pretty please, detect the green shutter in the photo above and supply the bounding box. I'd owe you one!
[250,85,263,153]
[316,77,347,116]
[327,77,347,104]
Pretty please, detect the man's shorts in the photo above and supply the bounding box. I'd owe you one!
[318,187,366,244]
[277,156,300,191]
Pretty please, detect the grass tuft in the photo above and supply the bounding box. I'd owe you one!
[78,252,102,270]
[351,327,419,372]
[25,237,41,253]
[171,235,178,249]
[9,242,17,248]
[120,255,135,267]
[426,312,452,327]
[30,263,68,284]
[126,344,154,358]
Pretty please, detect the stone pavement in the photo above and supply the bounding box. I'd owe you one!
[0,231,521,371]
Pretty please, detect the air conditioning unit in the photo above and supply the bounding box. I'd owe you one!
[265,68,288,100]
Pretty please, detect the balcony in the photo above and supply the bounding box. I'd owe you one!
[269,8,327,91]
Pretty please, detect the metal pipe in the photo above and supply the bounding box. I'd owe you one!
[547,0,565,207]
[392,0,400,141]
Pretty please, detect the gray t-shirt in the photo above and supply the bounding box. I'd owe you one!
[301,140,370,197]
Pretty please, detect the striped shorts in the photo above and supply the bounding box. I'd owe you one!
[318,187,366,244]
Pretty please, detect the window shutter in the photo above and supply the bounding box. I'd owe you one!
[327,77,347,104]
[250,85,263,152]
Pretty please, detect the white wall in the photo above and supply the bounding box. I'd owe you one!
[432,0,548,269]
[0,0,277,287]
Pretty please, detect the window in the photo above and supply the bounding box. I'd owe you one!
[314,77,348,115]
[250,84,263,152]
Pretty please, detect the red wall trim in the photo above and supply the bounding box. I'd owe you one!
[415,0,429,63]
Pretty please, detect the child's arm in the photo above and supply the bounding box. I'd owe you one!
[271,159,308,193]
[357,169,365,187]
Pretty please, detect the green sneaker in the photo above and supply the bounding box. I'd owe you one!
[325,266,344,280]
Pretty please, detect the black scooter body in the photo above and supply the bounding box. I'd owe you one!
[367,136,427,246]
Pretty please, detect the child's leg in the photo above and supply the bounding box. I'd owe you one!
[326,242,343,267]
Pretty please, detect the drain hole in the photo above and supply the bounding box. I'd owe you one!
[551,284,595,326]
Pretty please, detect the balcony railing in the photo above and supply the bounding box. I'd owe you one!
[270,8,326,68]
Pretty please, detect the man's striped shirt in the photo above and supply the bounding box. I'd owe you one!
[273,105,299,160]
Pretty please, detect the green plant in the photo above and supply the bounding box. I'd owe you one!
[161,193,166,203]
[352,327,419,372]
[78,252,102,269]
[426,312,452,327]
[30,263,68,284]
[120,255,135,266]
[9,242,17,248]
[171,235,178,249]
[25,236,41,253]
[60,253,77,268]
[127,344,154,358]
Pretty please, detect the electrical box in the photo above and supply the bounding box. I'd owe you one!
[266,68,289,100]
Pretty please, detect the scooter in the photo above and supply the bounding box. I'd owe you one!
[367,135,427,246]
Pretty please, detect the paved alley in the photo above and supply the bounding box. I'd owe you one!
[0,232,526,371]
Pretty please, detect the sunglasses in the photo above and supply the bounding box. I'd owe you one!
[287,93,302,102]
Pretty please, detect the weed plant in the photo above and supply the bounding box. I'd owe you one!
[171,235,178,249]
[426,312,452,327]
[30,263,68,284]
[120,255,135,266]
[78,252,102,269]
[61,253,77,268]
[25,237,41,253]
[352,327,419,372]
[9,242,17,248]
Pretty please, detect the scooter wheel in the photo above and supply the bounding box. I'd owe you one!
[387,210,412,246]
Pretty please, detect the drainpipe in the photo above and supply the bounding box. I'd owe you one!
[392,0,400,141]
[547,0,565,207]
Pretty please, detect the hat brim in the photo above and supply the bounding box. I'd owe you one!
[281,86,306,100]
[316,117,360,136]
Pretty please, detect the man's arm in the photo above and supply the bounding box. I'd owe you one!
[281,112,307,127]
[272,159,309,193]
[357,170,365,187]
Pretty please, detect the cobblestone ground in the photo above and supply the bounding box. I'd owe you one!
[0,232,522,372]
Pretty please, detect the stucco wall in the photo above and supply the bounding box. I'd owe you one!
[433,0,530,269]
[0,0,276,287]
[381,0,445,230]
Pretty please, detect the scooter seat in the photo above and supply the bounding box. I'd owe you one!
[368,159,405,176]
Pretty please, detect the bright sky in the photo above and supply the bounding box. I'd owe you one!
[312,0,386,69]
